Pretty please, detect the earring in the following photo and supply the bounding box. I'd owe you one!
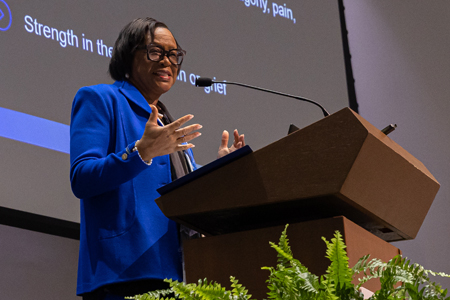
[125,73,130,79]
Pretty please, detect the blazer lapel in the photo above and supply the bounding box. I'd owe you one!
[116,80,164,128]
[116,80,152,116]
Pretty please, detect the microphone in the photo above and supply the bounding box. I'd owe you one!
[195,77,330,117]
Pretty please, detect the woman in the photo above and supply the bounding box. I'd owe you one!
[70,18,244,300]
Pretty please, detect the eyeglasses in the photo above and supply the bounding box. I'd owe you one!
[138,44,186,66]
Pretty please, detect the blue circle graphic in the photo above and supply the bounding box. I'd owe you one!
[0,0,12,31]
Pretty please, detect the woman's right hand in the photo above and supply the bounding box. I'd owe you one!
[136,105,202,161]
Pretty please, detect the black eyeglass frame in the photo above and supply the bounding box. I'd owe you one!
[137,43,186,66]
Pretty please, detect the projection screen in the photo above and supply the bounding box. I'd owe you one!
[0,0,350,224]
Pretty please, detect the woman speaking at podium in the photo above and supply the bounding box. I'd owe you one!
[70,18,244,300]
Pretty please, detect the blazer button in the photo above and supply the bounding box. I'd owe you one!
[122,153,128,160]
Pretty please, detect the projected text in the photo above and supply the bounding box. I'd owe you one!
[22,14,226,96]
[239,0,296,24]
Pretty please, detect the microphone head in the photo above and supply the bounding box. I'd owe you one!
[195,77,213,87]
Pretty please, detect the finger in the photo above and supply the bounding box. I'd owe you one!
[174,124,202,138]
[220,130,229,149]
[177,131,202,143]
[175,143,195,151]
[167,114,194,130]
[229,141,242,152]
[148,105,159,124]
[233,129,240,144]
[239,134,245,146]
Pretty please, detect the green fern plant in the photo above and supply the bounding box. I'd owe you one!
[126,277,251,300]
[127,225,449,300]
[352,254,450,300]
[262,225,362,300]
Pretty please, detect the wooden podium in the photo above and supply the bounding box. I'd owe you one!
[156,108,439,298]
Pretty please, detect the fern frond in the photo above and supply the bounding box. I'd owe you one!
[125,287,175,300]
[353,258,389,290]
[125,296,176,300]
[194,284,231,300]
[352,254,450,300]
[165,279,202,300]
[352,254,372,275]
[322,231,354,292]
[264,225,322,300]
[318,275,338,300]
[270,242,294,263]
[270,241,311,276]
[275,224,294,267]
[426,270,450,278]
[295,268,320,294]
[230,276,252,300]
[165,278,234,300]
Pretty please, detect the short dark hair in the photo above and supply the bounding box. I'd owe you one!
[108,17,183,81]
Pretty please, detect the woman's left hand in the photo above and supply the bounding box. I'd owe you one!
[217,129,245,159]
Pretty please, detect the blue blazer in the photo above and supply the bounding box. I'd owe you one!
[70,80,196,295]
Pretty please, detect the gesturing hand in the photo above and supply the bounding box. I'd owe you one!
[217,129,245,159]
[136,105,202,161]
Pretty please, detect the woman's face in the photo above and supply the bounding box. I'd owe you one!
[130,27,179,101]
